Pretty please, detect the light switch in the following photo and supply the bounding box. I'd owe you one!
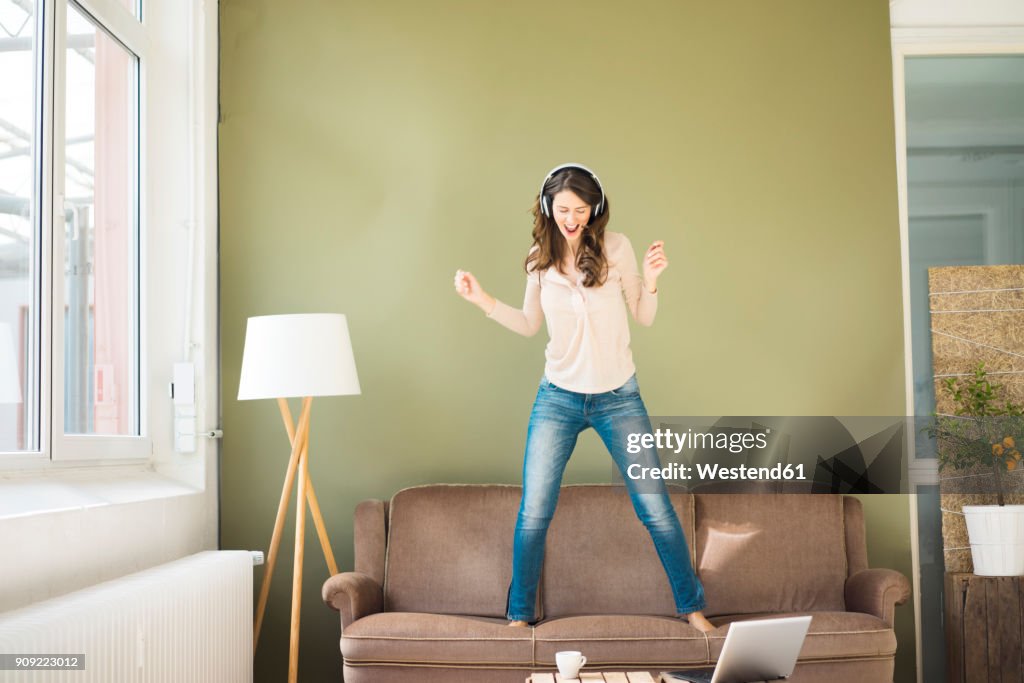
[172,362,195,405]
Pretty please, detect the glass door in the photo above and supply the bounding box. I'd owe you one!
[903,54,1024,682]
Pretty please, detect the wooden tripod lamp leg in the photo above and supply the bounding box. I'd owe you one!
[278,398,340,576]
[253,394,335,683]
[289,399,312,683]
[305,480,339,576]
[253,397,313,652]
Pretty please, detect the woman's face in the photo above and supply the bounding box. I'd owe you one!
[550,190,592,247]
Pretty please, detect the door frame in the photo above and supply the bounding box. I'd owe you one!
[891,26,1024,683]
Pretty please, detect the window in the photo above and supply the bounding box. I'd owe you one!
[0,0,41,452]
[0,0,146,461]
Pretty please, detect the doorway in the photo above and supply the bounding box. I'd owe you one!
[895,45,1024,683]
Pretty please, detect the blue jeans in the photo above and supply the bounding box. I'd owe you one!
[506,374,706,622]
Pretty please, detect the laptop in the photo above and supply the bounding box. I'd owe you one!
[661,615,812,683]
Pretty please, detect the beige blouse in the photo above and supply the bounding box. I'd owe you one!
[486,231,657,394]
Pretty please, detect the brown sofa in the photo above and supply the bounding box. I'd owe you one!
[323,484,910,682]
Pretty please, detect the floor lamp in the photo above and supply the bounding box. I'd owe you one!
[238,313,361,683]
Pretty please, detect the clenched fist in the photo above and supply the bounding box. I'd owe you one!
[454,269,496,313]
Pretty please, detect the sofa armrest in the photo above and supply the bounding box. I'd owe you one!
[845,568,910,627]
[322,571,383,629]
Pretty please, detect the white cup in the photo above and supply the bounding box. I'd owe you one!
[555,650,587,679]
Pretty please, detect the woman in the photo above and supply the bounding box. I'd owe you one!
[453,163,712,632]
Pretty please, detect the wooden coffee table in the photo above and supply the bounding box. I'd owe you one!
[526,673,658,682]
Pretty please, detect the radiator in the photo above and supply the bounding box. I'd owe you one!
[0,550,253,683]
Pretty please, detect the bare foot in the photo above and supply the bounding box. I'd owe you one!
[684,611,715,633]
[508,620,529,627]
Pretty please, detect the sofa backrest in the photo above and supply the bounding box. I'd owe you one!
[382,484,522,618]
[542,485,695,618]
[695,494,855,616]
[377,485,867,620]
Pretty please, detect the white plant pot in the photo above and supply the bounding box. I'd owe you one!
[963,505,1024,576]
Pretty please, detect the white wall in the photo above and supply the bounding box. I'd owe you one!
[0,0,220,614]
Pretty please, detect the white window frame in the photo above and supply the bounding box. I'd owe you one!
[1,0,153,467]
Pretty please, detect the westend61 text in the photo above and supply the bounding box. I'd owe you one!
[627,462,807,482]
[626,428,769,454]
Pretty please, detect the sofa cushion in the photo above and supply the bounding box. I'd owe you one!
[341,612,533,666]
[533,614,708,667]
[383,484,528,618]
[340,611,895,672]
[706,612,897,661]
[695,495,848,616]
[543,485,696,618]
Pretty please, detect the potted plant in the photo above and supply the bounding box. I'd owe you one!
[929,363,1024,576]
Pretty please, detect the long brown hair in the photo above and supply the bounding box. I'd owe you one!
[524,167,610,287]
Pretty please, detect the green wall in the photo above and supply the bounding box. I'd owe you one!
[219,1,916,681]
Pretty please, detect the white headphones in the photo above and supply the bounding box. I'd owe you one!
[538,163,606,219]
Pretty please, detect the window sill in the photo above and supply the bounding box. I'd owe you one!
[0,468,201,520]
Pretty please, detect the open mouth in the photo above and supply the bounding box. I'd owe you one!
[564,224,580,234]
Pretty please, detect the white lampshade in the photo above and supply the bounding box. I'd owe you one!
[0,323,21,404]
[238,314,361,400]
